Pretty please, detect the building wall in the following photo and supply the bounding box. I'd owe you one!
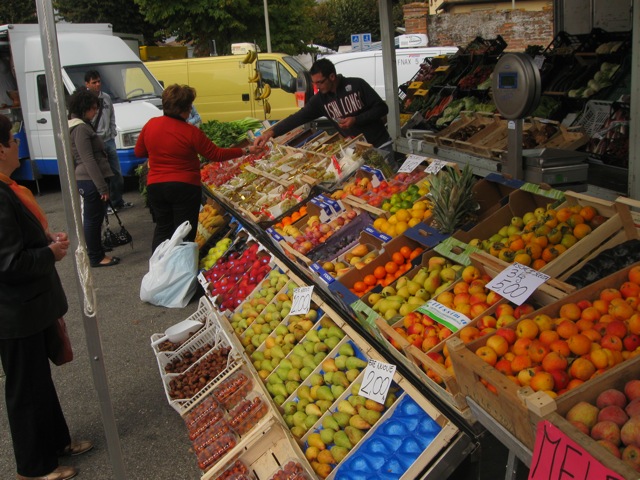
[404,3,555,52]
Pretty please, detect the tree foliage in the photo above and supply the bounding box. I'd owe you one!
[0,0,37,24]
[54,0,160,44]
[134,0,317,56]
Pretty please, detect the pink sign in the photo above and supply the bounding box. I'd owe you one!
[529,420,625,480]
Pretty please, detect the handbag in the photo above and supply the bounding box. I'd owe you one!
[103,201,133,248]
[45,317,74,366]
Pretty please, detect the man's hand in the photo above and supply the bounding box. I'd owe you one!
[338,117,356,129]
[254,131,274,149]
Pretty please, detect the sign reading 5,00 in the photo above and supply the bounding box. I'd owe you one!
[486,262,550,305]
[358,359,396,404]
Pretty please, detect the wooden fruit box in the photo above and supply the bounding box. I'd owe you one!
[454,117,507,155]
[456,189,638,283]
[423,112,476,146]
[489,118,560,161]
[438,112,496,149]
[538,124,590,151]
[543,354,640,480]
[448,261,640,451]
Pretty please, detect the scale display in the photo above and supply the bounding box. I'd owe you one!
[492,53,541,119]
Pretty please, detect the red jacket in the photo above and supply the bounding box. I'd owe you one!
[135,115,243,186]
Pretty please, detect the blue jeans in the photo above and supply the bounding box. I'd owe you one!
[77,179,107,265]
[148,182,200,253]
[104,139,124,208]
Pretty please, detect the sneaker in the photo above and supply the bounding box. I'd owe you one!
[106,206,116,215]
[117,201,134,210]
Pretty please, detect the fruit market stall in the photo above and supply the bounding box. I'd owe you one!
[145,126,640,479]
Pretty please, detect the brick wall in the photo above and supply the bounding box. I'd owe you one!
[404,6,555,52]
[404,3,430,37]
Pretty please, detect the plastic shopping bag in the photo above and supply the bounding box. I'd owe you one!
[140,221,199,308]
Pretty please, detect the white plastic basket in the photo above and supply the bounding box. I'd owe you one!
[150,297,215,356]
[575,100,612,137]
[160,325,243,415]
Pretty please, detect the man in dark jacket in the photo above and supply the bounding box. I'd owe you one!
[255,58,391,149]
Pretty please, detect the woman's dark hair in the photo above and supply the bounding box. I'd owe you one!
[162,84,196,117]
[0,114,11,147]
[310,58,337,78]
[67,88,99,120]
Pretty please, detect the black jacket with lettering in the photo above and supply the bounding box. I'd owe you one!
[272,75,390,147]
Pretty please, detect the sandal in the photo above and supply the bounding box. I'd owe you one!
[17,465,77,480]
[92,256,120,268]
[58,439,94,457]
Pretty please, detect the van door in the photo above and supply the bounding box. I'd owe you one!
[256,58,301,120]
[25,73,58,174]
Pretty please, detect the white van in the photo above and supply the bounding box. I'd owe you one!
[320,47,459,100]
[1,23,164,180]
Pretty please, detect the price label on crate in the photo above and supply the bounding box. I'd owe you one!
[486,262,550,305]
[289,286,314,315]
[359,359,396,404]
[425,159,447,175]
[398,154,425,173]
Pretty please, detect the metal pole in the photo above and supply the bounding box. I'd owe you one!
[263,0,272,53]
[379,0,400,143]
[505,119,524,179]
[629,0,639,198]
[34,2,128,478]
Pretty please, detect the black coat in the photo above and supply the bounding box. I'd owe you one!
[0,182,68,339]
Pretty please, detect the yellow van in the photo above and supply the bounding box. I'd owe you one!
[145,53,307,122]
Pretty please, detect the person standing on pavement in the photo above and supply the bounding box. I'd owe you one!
[0,113,93,480]
[254,58,392,150]
[68,88,120,268]
[135,84,264,252]
[84,70,133,214]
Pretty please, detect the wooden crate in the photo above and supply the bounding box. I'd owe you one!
[423,112,475,146]
[438,113,496,149]
[448,261,640,451]
[489,118,560,161]
[538,124,590,151]
[454,117,506,155]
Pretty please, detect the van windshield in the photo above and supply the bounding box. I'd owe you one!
[282,56,306,74]
[65,62,163,103]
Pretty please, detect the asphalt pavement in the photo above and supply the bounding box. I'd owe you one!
[0,178,204,479]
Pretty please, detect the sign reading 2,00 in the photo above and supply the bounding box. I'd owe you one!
[289,286,313,315]
[359,359,396,404]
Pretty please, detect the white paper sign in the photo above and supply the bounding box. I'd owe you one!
[398,154,425,173]
[486,262,550,305]
[425,159,447,174]
[359,359,396,404]
[417,300,472,332]
[289,286,314,315]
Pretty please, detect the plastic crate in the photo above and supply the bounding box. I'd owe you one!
[150,297,215,356]
[574,100,612,137]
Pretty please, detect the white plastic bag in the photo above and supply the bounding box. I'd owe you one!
[140,221,199,308]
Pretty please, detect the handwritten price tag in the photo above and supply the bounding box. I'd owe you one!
[289,286,314,315]
[425,159,447,174]
[359,359,396,404]
[398,154,425,173]
[486,263,550,305]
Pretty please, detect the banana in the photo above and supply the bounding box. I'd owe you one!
[264,99,271,115]
[248,71,260,83]
[241,50,253,64]
[260,83,271,100]
[254,87,262,100]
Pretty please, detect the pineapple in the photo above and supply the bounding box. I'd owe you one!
[427,164,479,234]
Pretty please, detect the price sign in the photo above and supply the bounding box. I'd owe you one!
[289,286,313,315]
[529,420,624,480]
[486,262,550,305]
[425,159,447,174]
[398,154,425,173]
[358,359,396,404]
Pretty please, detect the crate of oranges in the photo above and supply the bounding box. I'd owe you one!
[448,260,640,450]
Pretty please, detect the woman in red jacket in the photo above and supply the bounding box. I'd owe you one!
[135,84,263,252]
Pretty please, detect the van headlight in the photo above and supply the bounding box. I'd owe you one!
[121,131,140,148]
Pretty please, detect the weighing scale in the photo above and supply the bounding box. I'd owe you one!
[492,54,588,188]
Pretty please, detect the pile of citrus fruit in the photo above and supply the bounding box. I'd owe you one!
[372,200,432,237]
[274,205,308,230]
[350,246,424,296]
